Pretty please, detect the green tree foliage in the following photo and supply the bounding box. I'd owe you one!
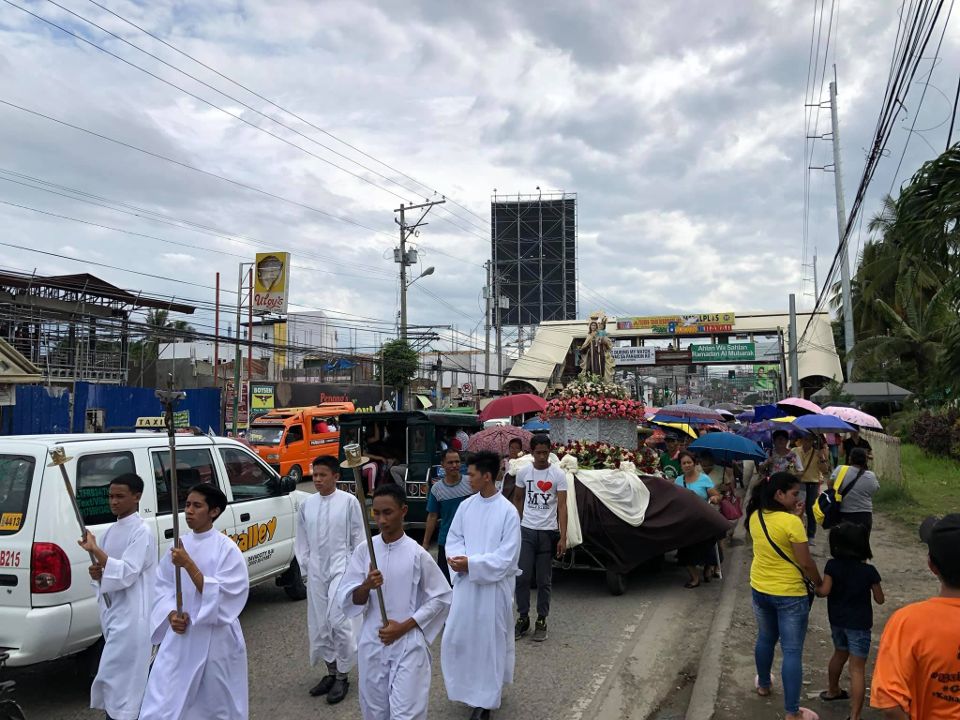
[844,146,960,401]
[381,339,418,389]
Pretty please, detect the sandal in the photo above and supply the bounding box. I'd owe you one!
[818,689,850,701]
[797,708,820,720]
[684,580,701,589]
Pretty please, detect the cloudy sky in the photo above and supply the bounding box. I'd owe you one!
[1,0,957,354]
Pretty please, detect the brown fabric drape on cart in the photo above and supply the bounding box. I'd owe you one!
[574,474,733,575]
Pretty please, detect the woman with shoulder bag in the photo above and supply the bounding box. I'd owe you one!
[746,472,823,720]
[831,447,878,540]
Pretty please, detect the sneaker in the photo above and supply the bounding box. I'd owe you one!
[308,674,336,696]
[327,677,349,704]
[515,615,530,640]
[532,617,547,642]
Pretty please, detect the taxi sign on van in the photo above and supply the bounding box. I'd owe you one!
[135,416,165,429]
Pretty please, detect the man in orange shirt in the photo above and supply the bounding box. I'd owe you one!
[871,514,960,719]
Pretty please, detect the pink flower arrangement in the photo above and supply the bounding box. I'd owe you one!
[541,395,646,422]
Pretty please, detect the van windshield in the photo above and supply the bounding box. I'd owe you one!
[247,425,285,446]
[0,455,36,535]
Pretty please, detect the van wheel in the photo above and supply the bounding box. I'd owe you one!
[288,464,303,483]
[281,559,308,601]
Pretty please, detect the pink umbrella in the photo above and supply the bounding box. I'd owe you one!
[777,397,822,416]
[822,406,883,430]
[467,425,534,456]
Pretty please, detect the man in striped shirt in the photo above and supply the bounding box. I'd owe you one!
[422,449,474,584]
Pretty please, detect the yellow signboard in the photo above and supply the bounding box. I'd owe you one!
[617,312,735,331]
[253,252,290,314]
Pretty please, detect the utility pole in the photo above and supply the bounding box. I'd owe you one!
[483,260,491,394]
[830,74,855,379]
[231,263,243,436]
[788,293,800,397]
[395,199,445,340]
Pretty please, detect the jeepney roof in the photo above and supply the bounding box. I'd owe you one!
[338,411,481,428]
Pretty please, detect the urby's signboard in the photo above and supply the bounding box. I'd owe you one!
[690,343,756,363]
[611,346,657,365]
[617,312,735,335]
[253,252,291,314]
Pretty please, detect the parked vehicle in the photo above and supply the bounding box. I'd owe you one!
[336,411,481,528]
[0,433,307,667]
[247,402,355,483]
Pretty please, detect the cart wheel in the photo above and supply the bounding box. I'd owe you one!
[605,570,626,596]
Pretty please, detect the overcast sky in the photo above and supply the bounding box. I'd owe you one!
[1,0,957,353]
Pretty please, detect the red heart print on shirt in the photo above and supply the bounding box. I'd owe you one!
[536,480,553,492]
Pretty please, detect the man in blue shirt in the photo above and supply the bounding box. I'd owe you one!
[422,449,474,584]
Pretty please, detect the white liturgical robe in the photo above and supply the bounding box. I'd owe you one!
[440,492,521,710]
[339,533,451,720]
[295,489,365,670]
[90,512,156,720]
[140,528,250,720]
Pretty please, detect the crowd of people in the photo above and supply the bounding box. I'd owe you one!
[72,421,957,720]
[654,423,959,720]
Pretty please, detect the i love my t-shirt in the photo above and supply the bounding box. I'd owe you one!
[516,463,568,531]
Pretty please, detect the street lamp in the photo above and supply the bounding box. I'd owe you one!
[401,266,435,338]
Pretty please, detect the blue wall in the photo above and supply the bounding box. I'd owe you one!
[0,383,221,436]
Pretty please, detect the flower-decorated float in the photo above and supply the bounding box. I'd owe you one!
[511,316,732,595]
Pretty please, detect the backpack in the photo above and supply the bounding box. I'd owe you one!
[813,465,866,529]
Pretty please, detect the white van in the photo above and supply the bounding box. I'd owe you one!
[0,433,310,667]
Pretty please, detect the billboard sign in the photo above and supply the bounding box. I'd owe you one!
[249,383,276,422]
[617,312,736,332]
[690,343,756,363]
[253,252,290,314]
[611,346,656,365]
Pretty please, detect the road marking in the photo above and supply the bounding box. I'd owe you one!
[568,607,647,720]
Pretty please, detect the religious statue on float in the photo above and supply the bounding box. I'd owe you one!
[579,310,615,383]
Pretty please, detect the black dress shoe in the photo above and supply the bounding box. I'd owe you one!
[308,675,336,696]
[469,708,490,719]
[327,677,349,704]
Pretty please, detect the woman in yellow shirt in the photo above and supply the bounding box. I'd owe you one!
[746,472,823,720]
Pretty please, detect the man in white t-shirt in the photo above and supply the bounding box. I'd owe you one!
[513,434,567,642]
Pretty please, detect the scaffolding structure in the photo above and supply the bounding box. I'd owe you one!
[0,270,195,384]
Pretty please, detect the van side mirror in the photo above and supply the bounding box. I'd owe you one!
[267,475,297,495]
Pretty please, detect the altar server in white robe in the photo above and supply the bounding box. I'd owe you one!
[140,484,250,720]
[339,482,452,719]
[296,455,365,702]
[441,450,522,720]
[79,473,155,720]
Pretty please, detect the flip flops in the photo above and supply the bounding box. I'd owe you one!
[818,689,850,701]
[754,674,773,696]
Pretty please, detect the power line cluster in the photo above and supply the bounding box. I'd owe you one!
[798,0,953,350]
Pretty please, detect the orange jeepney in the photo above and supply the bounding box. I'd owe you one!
[247,402,355,482]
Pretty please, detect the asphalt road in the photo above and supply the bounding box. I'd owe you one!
[6,554,714,720]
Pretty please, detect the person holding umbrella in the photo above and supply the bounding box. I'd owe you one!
[796,434,831,541]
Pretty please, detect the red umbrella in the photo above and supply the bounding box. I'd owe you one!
[467,425,534,456]
[479,393,546,421]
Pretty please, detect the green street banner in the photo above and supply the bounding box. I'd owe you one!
[690,343,756,363]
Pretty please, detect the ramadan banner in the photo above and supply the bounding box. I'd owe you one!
[690,343,756,363]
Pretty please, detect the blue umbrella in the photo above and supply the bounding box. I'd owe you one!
[689,432,766,463]
[753,404,786,422]
[522,418,551,432]
[792,414,855,433]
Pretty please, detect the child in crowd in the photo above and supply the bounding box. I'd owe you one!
[816,522,884,720]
